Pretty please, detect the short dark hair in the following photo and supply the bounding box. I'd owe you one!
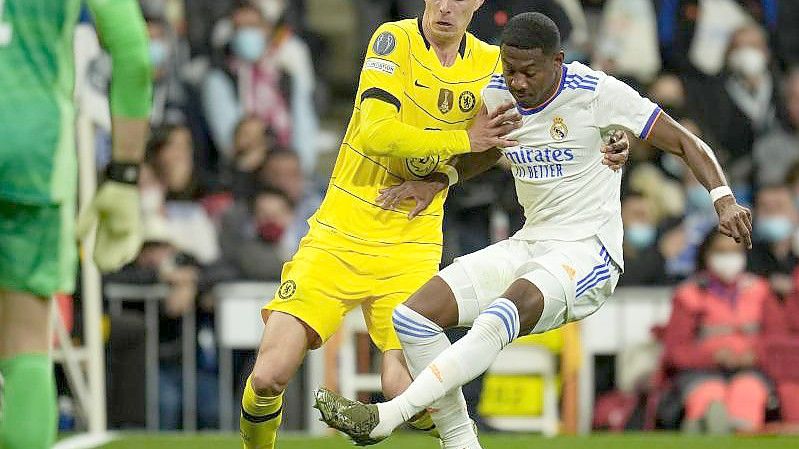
[500,12,561,54]
[696,228,725,272]
[264,148,300,167]
[251,184,294,210]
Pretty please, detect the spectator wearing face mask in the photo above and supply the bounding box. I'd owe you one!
[753,69,799,186]
[662,229,784,434]
[664,168,721,280]
[202,1,318,174]
[257,149,321,254]
[619,193,667,286]
[748,185,799,298]
[686,24,777,184]
[219,186,296,281]
[593,0,661,86]
[145,15,189,127]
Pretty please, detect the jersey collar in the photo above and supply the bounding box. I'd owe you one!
[516,65,568,116]
[417,18,467,58]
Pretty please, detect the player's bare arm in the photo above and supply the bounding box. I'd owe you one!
[645,113,753,248]
[378,129,631,217]
[466,102,521,152]
[376,149,504,218]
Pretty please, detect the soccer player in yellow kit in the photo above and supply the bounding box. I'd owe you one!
[239,1,627,448]
[239,1,506,447]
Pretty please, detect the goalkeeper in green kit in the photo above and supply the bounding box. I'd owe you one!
[0,1,151,448]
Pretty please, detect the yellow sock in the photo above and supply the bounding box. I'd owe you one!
[408,410,439,438]
[240,376,283,449]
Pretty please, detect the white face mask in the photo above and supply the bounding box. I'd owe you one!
[728,47,767,78]
[707,252,746,282]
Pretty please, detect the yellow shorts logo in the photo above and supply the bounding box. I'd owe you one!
[278,280,297,299]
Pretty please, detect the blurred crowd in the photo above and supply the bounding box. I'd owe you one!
[68,0,799,435]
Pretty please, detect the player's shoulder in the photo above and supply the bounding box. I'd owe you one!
[367,19,417,57]
[564,61,638,96]
[564,61,605,79]
[481,73,513,111]
[562,61,605,94]
[465,31,501,67]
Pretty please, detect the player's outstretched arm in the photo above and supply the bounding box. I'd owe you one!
[78,0,153,272]
[360,99,519,158]
[646,113,753,248]
[375,149,504,218]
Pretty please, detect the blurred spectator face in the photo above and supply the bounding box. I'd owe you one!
[138,242,175,268]
[726,25,769,80]
[261,151,304,203]
[755,186,798,243]
[231,6,267,63]
[138,216,176,268]
[255,0,287,25]
[155,126,194,192]
[705,233,746,283]
[233,116,270,171]
[146,19,168,79]
[422,0,485,44]
[648,74,685,112]
[683,169,715,215]
[786,71,799,129]
[253,191,294,243]
[622,195,656,249]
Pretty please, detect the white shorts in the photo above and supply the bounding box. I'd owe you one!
[438,236,620,335]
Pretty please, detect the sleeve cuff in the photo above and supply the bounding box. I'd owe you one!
[639,107,662,139]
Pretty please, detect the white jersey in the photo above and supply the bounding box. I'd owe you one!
[482,62,662,270]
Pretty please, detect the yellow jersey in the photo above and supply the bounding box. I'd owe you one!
[313,19,501,249]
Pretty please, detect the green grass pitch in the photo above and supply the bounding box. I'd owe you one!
[98,432,799,449]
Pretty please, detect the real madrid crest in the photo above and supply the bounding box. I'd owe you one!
[550,116,568,141]
[458,91,476,112]
[438,88,454,114]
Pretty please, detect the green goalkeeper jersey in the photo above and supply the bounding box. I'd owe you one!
[0,0,151,205]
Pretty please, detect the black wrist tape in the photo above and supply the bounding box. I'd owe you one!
[106,162,140,185]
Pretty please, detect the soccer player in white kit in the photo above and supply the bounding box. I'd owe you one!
[315,12,753,448]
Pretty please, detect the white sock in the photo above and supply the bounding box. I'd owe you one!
[392,305,481,448]
[371,299,520,439]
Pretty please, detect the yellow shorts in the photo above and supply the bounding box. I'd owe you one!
[263,225,441,352]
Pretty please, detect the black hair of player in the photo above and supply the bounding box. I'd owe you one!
[500,12,561,55]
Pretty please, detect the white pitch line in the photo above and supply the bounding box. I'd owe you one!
[54,432,117,449]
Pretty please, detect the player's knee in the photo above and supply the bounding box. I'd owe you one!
[503,278,546,332]
[402,276,459,328]
[392,304,445,340]
[250,367,291,397]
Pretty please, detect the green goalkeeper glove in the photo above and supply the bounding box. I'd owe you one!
[76,177,142,273]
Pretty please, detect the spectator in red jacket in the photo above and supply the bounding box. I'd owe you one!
[662,229,785,434]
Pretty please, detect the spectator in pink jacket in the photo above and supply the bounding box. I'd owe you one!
[662,229,786,434]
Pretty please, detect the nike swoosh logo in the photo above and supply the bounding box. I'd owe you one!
[414,80,430,89]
